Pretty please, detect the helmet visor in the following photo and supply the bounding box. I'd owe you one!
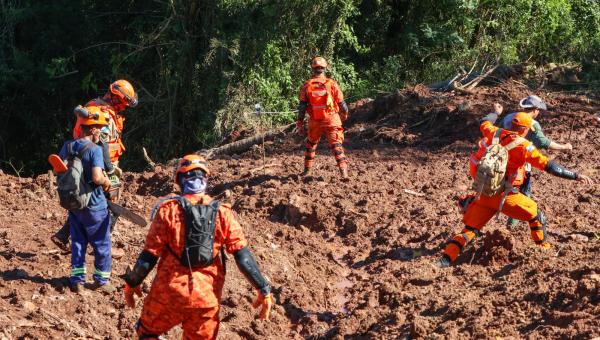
[115,85,138,107]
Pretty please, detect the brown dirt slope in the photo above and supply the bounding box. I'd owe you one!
[1,81,599,339]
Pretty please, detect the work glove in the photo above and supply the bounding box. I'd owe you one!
[124,283,143,308]
[252,292,273,320]
[296,120,306,136]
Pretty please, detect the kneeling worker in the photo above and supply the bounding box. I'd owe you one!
[439,111,593,267]
[123,154,272,339]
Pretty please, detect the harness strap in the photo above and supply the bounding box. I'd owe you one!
[504,136,526,151]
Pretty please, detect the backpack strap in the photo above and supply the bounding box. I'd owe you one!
[491,129,502,145]
[68,140,95,158]
[504,136,526,151]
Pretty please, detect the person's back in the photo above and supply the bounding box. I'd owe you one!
[124,154,272,339]
[469,119,547,188]
[58,139,107,211]
[145,193,246,308]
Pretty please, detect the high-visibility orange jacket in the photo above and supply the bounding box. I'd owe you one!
[469,121,549,187]
[73,97,126,162]
[299,75,344,124]
[144,193,247,309]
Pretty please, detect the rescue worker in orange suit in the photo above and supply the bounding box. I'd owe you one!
[123,154,273,339]
[437,112,593,267]
[296,56,350,179]
[52,80,138,250]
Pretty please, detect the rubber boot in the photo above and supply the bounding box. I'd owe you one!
[51,221,71,252]
[340,167,349,180]
[301,167,311,176]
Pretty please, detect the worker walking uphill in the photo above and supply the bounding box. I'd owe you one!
[52,79,138,250]
[296,57,350,179]
[494,96,573,228]
[57,113,114,293]
[123,154,272,339]
[438,111,593,267]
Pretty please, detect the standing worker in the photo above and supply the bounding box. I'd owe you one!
[123,155,272,339]
[52,79,138,250]
[438,111,593,267]
[57,114,114,293]
[296,57,350,179]
[494,96,573,228]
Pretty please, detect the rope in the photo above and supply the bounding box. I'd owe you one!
[244,110,299,115]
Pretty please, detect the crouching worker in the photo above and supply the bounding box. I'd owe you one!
[438,112,593,267]
[123,154,272,339]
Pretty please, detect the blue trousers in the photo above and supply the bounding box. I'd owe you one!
[69,208,112,284]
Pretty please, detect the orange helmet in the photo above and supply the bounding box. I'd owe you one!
[173,154,211,184]
[311,57,328,69]
[511,112,534,131]
[79,106,109,126]
[110,79,138,107]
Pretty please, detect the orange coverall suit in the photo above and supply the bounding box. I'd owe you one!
[73,97,126,163]
[137,194,247,339]
[299,75,348,169]
[443,121,550,263]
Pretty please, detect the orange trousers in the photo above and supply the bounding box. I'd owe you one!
[137,299,220,340]
[305,119,347,169]
[443,191,547,262]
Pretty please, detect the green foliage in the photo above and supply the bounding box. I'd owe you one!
[0,0,599,175]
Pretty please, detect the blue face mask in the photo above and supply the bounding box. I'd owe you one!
[181,176,207,194]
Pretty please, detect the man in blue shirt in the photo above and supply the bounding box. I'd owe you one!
[58,113,114,293]
[495,96,573,228]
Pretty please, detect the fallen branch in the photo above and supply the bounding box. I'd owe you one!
[464,64,499,90]
[451,81,475,95]
[142,147,156,167]
[202,123,294,159]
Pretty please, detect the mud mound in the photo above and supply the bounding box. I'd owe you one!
[476,228,520,266]
[1,80,599,338]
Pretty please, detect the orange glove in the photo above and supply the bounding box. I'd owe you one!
[124,284,142,308]
[252,292,273,320]
[296,120,306,136]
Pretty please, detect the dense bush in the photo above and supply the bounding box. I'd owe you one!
[0,0,598,174]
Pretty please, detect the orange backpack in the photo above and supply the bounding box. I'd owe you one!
[306,78,336,120]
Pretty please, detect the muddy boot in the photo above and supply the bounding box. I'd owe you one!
[51,222,71,252]
[339,167,349,180]
[87,281,116,294]
[538,241,552,251]
[435,256,451,268]
[70,282,82,294]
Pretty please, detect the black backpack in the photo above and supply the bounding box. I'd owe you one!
[57,141,95,210]
[169,197,221,269]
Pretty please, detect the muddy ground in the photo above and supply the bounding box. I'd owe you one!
[1,81,599,339]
